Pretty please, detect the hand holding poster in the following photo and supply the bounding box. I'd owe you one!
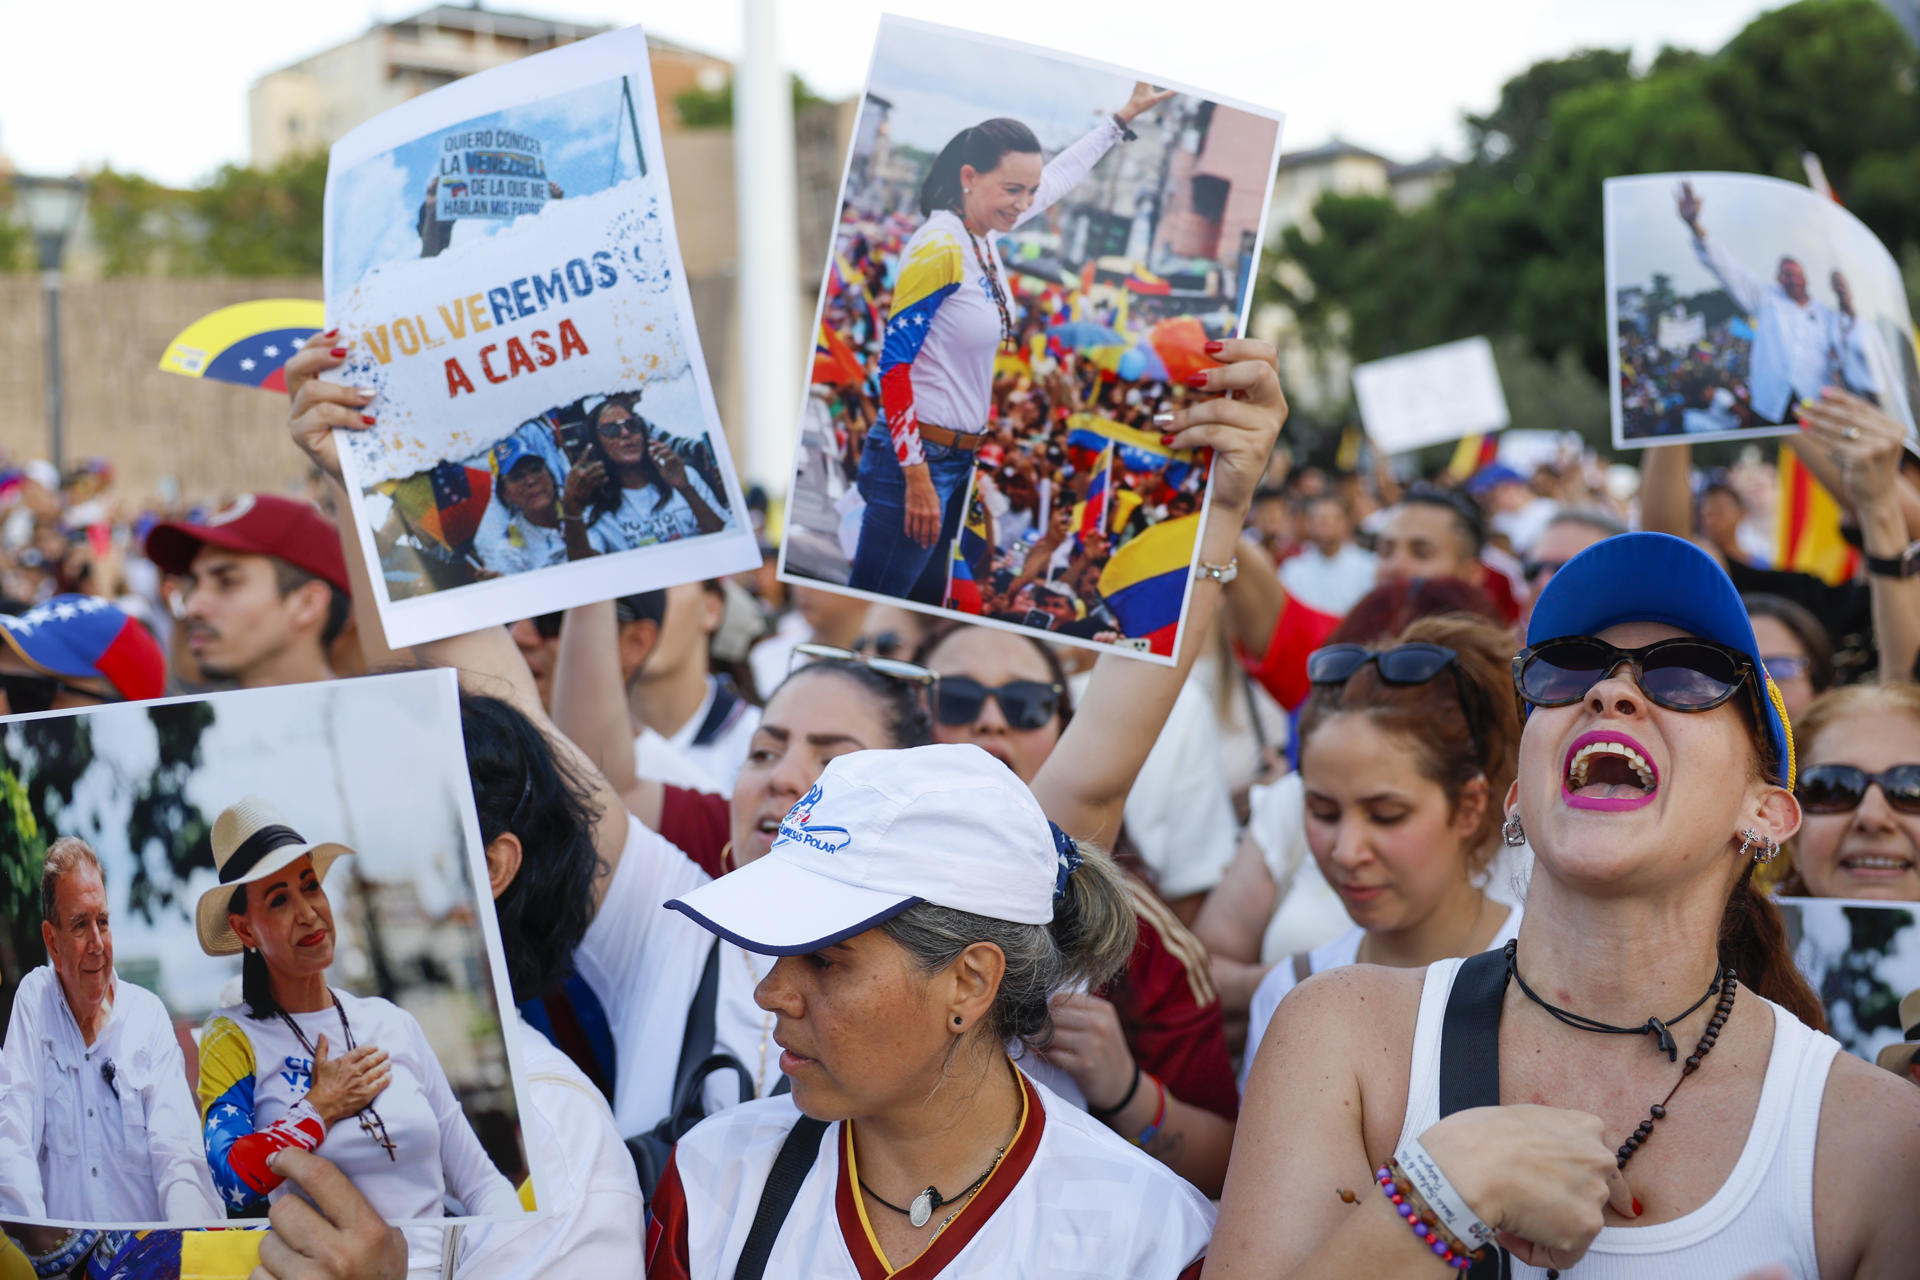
[776,16,1284,664]
[1350,335,1510,454]
[322,27,755,647]
[0,671,540,1255]
[1605,172,1920,451]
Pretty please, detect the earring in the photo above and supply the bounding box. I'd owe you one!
[1738,828,1780,864]
[1502,814,1526,847]
[952,1015,964,1029]
[963,187,972,196]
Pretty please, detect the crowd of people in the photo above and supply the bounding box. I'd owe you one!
[0,322,1916,1279]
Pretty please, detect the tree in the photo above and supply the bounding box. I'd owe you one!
[673,73,827,129]
[0,767,48,1033]
[1262,0,1920,419]
[190,150,329,277]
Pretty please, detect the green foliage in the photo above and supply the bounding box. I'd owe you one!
[1262,0,1920,432]
[88,167,191,277]
[190,150,328,277]
[673,73,826,129]
[125,701,217,924]
[0,212,28,273]
[1,767,49,999]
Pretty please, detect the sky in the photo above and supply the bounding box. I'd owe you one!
[0,0,1786,189]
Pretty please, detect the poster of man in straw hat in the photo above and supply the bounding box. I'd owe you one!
[0,669,539,1250]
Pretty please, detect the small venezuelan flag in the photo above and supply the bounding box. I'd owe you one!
[1099,512,1202,656]
[158,299,325,392]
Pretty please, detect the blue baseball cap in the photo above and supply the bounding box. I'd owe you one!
[1525,531,1793,786]
[1466,463,1526,496]
[489,435,542,479]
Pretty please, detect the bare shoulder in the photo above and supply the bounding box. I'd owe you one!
[1814,1050,1920,1277]
[1279,961,1428,1042]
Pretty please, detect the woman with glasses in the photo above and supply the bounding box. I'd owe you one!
[911,621,1243,1194]
[194,796,521,1240]
[570,393,731,551]
[1742,593,1832,722]
[1777,682,1920,901]
[1211,531,1917,1279]
[1238,615,1524,1089]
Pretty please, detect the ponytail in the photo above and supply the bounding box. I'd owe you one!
[1047,840,1137,996]
[918,118,1042,218]
[1718,860,1826,1031]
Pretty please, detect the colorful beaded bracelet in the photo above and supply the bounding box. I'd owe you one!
[1377,1164,1479,1271]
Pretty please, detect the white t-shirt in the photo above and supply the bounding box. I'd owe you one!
[648,1071,1212,1278]
[587,470,731,551]
[1278,542,1379,616]
[1241,905,1523,1091]
[634,726,729,794]
[1244,773,1353,965]
[667,676,761,794]
[445,1011,645,1278]
[197,989,521,1250]
[472,500,569,576]
[1068,670,1237,899]
[575,815,783,1137]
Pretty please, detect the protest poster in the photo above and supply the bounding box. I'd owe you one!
[1351,335,1510,454]
[0,670,542,1244]
[321,26,755,647]
[1605,172,1920,451]
[778,15,1284,663]
[1778,896,1920,1075]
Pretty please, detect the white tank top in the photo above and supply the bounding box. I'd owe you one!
[1398,956,1840,1279]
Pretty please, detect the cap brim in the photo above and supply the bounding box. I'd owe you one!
[665,854,922,956]
[1876,1042,1919,1075]
[195,842,352,956]
[146,521,239,576]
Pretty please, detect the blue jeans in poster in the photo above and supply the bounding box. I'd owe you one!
[848,422,974,606]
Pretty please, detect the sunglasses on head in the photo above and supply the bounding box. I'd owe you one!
[789,642,937,688]
[1308,642,1485,756]
[1796,763,1920,814]
[1513,636,1756,714]
[930,675,1062,731]
[0,671,118,714]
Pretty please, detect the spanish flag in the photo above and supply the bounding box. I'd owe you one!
[1099,512,1202,656]
[1775,446,1859,585]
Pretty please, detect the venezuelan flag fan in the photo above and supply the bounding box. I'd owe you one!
[649,745,1213,1279]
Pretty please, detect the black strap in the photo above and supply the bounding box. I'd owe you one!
[1291,949,1313,986]
[1438,948,1513,1280]
[675,939,723,1104]
[693,675,746,747]
[734,1115,831,1280]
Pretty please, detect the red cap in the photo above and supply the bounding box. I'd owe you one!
[146,493,349,593]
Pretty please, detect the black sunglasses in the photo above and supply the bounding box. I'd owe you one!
[854,630,908,660]
[595,414,647,437]
[0,671,118,714]
[1308,642,1486,756]
[931,675,1062,731]
[1796,763,1920,815]
[1514,636,1757,714]
[1522,557,1568,584]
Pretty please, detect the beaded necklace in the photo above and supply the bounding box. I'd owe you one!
[962,225,1016,350]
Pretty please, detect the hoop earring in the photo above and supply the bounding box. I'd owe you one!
[1502,813,1526,847]
[1738,828,1780,865]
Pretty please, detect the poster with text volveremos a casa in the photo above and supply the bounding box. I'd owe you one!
[777,16,1283,663]
[322,25,755,646]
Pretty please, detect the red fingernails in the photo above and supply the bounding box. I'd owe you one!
[1631,1198,1642,1218]
[1160,434,1175,446]
[1204,340,1224,354]
[329,347,347,358]
[1185,373,1209,389]
[360,414,376,425]
[322,328,338,338]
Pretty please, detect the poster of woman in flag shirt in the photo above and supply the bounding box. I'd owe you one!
[777,16,1284,663]
[321,26,755,648]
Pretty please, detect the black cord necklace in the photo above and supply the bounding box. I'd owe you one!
[1504,938,1722,1062]
[859,1144,1006,1229]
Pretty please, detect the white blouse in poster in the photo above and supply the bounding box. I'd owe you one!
[322,26,756,647]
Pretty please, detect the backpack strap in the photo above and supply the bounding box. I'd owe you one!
[734,1115,831,1280]
[675,939,723,1104]
[1437,947,1513,1280]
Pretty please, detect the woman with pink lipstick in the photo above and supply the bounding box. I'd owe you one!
[194,796,520,1237]
[1777,683,1920,901]
[1239,614,1524,1089]
[1211,531,1918,1279]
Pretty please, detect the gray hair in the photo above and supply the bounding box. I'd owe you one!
[1545,507,1628,540]
[40,836,104,925]
[878,840,1137,1048]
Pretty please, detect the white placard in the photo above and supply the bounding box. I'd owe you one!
[1352,335,1510,454]
[322,26,757,647]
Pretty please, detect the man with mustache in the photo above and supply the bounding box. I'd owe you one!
[0,839,220,1227]
[146,494,350,689]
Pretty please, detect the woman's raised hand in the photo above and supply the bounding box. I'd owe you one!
[1164,338,1286,517]
[1799,386,1905,507]
[648,438,691,488]
[1117,82,1177,125]
[303,1033,392,1128]
[1419,1104,1636,1271]
[285,333,374,484]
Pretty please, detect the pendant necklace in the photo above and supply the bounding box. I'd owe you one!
[860,1143,1007,1228]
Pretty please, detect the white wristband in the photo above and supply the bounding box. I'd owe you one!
[1397,1135,1495,1251]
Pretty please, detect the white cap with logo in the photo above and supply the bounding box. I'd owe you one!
[665,743,1062,955]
